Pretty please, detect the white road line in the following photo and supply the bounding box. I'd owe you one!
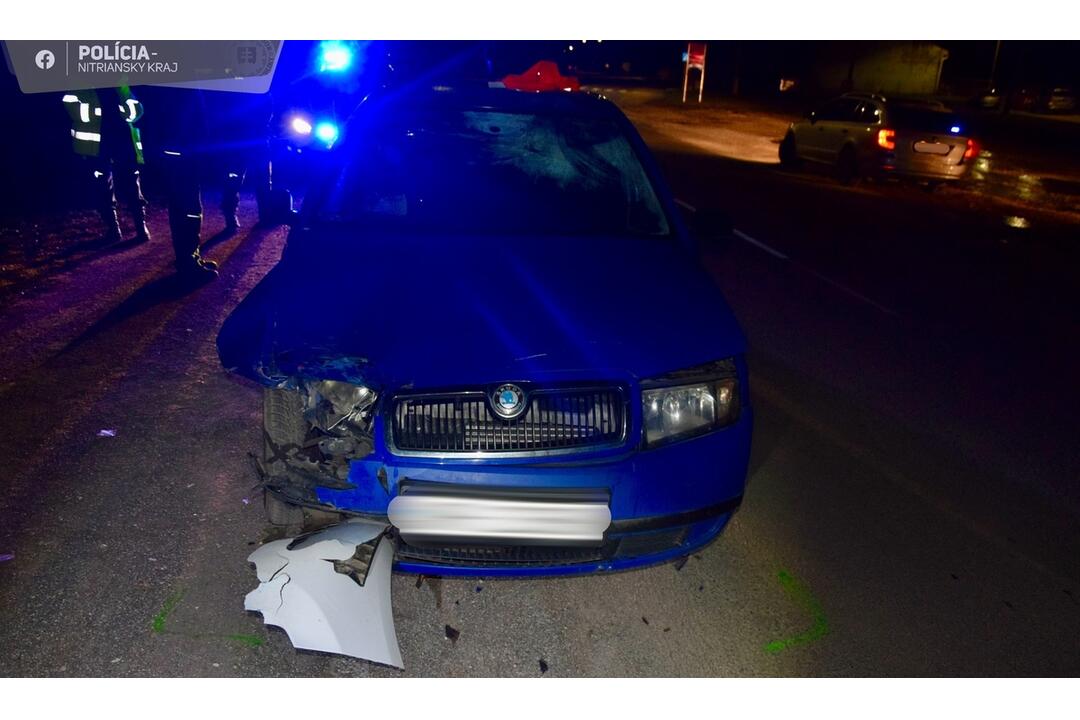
[804,268,899,317]
[730,226,898,317]
[732,228,790,261]
[677,203,897,317]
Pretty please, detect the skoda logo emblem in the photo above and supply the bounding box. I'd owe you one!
[492,383,526,419]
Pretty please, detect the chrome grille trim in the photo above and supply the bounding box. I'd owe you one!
[387,385,629,458]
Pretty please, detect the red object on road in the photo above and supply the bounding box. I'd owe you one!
[501,60,580,93]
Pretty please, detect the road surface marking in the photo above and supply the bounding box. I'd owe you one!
[763,569,830,654]
[732,227,897,315]
[732,228,790,260]
[804,267,899,317]
[675,199,897,316]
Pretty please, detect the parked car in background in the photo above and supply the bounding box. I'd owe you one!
[1044,87,1076,113]
[780,92,979,186]
[974,87,1002,110]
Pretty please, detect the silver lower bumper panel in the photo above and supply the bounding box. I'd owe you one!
[388,486,612,546]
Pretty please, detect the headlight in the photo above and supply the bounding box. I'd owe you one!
[305,379,376,432]
[641,360,739,448]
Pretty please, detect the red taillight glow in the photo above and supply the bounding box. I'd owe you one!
[877,128,896,150]
[964,138,978,159]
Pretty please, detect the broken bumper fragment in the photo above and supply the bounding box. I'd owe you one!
[245,519,403,668]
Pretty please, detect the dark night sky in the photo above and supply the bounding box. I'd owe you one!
[2,40,1077,216]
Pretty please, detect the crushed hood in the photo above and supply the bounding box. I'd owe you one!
[218,229,746,389]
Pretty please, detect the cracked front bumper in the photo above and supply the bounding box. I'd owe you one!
[276,406,751,576]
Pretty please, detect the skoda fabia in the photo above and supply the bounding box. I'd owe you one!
[218,84,752,576]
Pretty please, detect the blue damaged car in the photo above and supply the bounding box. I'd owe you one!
[217,84,751,576]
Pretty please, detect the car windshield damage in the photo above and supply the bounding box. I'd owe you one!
[315,109,671,236]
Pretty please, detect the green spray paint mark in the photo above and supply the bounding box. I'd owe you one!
[151,589,185,634]
[225,634,265,647]
[150,587,264,648]
[763,570,829,654]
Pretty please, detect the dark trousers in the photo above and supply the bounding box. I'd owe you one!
[162,150,205,269]
[89,157,147,237]
[221,144,275,225]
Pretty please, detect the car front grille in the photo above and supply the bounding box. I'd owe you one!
[395,538,617,567]
[393,525,692,568]
[389,386,627,456]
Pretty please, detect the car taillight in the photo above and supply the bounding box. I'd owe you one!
[964,138,978,159]
[877,128,896,150]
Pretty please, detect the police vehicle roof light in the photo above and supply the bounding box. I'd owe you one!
[315,121,339,147]
[318,41,353,73]
[290,116,313,136]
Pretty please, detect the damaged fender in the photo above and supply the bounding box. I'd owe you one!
[245,519,403,668]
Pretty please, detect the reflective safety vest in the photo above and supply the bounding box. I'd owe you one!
[62,86,145,164]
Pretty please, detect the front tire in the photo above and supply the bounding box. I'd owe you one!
[262,387,306,526]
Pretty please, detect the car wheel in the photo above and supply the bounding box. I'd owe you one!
[779,132,800,169]
[836,145,860,185]
[263,387,307,526]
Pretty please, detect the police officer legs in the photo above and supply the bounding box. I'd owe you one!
[66,87,151,244]
[221,168,244,234]
[90,160,150,244]
[164,149,218,279]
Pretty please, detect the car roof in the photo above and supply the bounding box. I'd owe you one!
[840,92,949,111]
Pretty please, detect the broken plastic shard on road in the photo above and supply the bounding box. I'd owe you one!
[244,519,403,668]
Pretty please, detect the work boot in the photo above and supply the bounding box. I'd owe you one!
[101,223,124,245]
[133,221,152,244]
[177,257,218,281]
[195,254,219,271]
[100,207,123,245]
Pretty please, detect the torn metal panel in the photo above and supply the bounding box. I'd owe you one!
[261,381,378,504]
[245,519,403,668]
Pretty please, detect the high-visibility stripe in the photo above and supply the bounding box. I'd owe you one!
[62,94,79,103]
[79,103,90,123]
[72,130,101,142]
[135,142,143,150]
[123,98,139,122]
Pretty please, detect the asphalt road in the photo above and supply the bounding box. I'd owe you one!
[1,105,1078,677]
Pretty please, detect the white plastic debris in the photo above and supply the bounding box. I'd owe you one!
[244,519,403,668]
[97,429,117,437]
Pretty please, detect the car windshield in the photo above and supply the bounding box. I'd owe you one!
[313,108,670,237]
